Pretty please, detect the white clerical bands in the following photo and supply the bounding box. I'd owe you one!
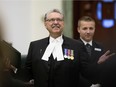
[42,39,64,61]
[42,36,74,61]
[41,46,74,61]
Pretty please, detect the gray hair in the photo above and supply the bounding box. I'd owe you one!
[44,9,64,21]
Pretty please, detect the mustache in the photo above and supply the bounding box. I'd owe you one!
[52,24,60,28]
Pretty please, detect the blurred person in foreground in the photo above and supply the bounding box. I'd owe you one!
[0,20,33,87]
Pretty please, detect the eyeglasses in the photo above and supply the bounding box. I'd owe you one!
[46,18,63,22]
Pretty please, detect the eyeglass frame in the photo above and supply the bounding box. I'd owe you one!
[45,18,64,22]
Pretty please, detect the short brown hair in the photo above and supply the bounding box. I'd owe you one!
[78,16,95,27]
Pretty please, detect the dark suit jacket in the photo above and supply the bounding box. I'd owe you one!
[23,36,102,87]
[78,39,104,63]
[78,39,104,87]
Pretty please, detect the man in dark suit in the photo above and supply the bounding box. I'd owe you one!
[77,16,105,87]
[23,9,114,87]
[77,16,116,87]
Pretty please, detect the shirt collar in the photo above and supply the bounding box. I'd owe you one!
[80,38,92,46]
[49,35,63,43]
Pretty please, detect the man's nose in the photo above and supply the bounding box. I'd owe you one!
[87,29,90,33]
[54,20,58,23]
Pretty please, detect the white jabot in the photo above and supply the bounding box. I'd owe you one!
[41,36,64,61]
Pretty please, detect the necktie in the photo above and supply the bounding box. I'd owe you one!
[86,43,92,56]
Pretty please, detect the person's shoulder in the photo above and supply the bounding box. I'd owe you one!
[30,37,49,44]
[76,39,84,44]
[93,40,103,46]
[64,36,76,42]
[93,40,104,49]
[63,36,82,45]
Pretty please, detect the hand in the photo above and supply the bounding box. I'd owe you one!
[11,65,17,73]
[90,83,101,87]
[25,79,34,87]
[29,79,34,84]
[3,58,17,72]
[4,58,11,71]
[97,50,115,64]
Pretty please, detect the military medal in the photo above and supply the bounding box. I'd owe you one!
[70,50,74,60]
[64,48,68,58]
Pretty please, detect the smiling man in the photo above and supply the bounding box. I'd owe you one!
[44,9,64,38]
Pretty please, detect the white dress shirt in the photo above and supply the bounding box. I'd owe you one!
[80,37,92,46]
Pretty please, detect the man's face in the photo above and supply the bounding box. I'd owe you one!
[78,21,95,42]
[44,12,64,37]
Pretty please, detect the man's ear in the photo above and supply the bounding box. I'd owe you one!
[77,27,80,33]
